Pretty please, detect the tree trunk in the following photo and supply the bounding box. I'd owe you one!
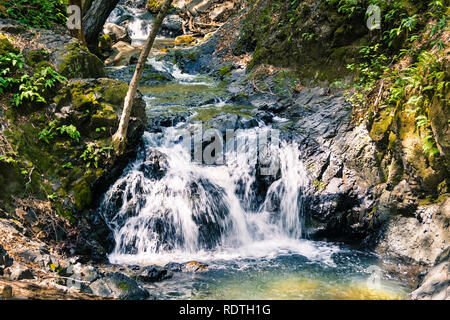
[68,0,87,46]
[82,0,120,51]
[112,0,174,155]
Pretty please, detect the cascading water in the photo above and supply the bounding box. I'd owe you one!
[99,123,312,264]
[107,6,155,43]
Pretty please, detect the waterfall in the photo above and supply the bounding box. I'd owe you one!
[106,6,155,43]
[98,122,312,264]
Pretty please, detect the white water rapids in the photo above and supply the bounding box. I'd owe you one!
[97,122,337,265]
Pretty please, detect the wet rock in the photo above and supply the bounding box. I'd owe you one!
[105,41,140,66]
[66,263,102,284]
[182,261,209,272]
[139,149,169,180]
[89,272,149,300]
[136,265,172,282]
[122,0,147,10]
[164,262,183,272]
[106,64,174,85]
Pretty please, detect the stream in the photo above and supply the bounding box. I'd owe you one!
[95,4,416,299]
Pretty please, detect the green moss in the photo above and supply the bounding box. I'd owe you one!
[25,49,50,65]
[118,281,131,291]
[71,89,98,110]
[146,0,163,13]
[0,162,24,201]
[99,34,112,50]
[313,179,326,191]
[217,65,232,77]
[0,35,19,55]
[101,80,128,105]
[388,132,397,150]
[72,178,92,210]
[369,110,393,145]
[140,73,172,84]
[171,49,199,65]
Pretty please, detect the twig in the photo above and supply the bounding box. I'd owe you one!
[373,80,385,108]
[42,276,90,284]
[25,167,35,189]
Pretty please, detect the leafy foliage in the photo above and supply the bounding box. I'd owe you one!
[0,0,67,29]
[38,121,81,144]
[81,143,113,168]
[0,45,66,107]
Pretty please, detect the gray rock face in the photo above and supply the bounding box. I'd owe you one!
[377,198,450,265]
[89,272,149,300]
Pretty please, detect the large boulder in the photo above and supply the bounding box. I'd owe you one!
[54,78,146,144]
[376,198,450,265]
[51,40,106,79]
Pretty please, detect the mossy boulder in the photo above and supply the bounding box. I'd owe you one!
[55,78,146,141]
[52,40,106,79]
